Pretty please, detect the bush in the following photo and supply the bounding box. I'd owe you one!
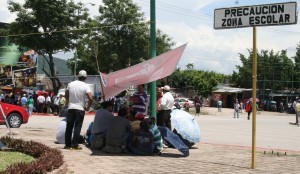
[0,136,64,174]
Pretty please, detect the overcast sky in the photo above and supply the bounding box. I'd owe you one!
[1,0,299,75]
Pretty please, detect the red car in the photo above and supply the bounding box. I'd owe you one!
[0,102,29,128]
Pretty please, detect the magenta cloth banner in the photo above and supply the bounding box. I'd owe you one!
[100,44,187,100]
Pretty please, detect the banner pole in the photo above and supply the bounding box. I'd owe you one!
[150,0,157,120]
[251,26,257,169]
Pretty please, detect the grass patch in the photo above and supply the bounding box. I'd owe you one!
[0,151,35,171]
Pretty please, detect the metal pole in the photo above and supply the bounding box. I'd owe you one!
[150,0,157,120]
[251,26,257,169]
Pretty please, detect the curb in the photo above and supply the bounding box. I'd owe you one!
[32,112,96,116]
[48,163,67,174]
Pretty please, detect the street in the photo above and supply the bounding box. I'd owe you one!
[0,107,300,174]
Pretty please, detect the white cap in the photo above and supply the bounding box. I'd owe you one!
[78,70,87,77]
[163,85,170,91]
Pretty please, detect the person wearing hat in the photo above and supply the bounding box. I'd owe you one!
[158,85,174,130]
[64,70,93,150]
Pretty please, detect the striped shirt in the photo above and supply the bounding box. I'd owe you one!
[132,91,148,115]
[149,124,163,150]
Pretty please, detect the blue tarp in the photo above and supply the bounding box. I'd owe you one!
[158,126,189,157]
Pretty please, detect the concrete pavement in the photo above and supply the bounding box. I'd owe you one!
[1,107,299,173]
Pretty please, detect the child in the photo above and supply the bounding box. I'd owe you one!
[129,119,154,155]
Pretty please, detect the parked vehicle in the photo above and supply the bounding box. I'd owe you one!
[174,98,195,108]
[0,102,29,128]
[270,101,277,112]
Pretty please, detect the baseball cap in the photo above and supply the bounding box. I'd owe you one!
[163,85,170,91]
[136,113,145,120]
[78,70,87,77]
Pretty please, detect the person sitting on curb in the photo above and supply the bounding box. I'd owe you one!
[91,101,114,150]
[103,108,131,154]
[55,118,85,144]
[148,117,163,155]
[128,119,154,155]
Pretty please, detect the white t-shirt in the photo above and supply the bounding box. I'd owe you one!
[37,95,45,104]
[56,118,67,144]
[46,96,51,103]
[160,92,175,110]
[67,80,91,111]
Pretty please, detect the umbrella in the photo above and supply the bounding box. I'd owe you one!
[248,98,259,102]
[170,109,201,143]
[158,126,189,157]
[270,101,276,104]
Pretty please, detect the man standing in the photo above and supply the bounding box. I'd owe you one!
[159,85,174,130]
[45,93,51,113]
[217,99,222,112]
[64,70,93,150]
[233,99,240,118]
[293,97,298,124]
[37,94,45,113]
[132,84,148,115]
[21,94,27,109]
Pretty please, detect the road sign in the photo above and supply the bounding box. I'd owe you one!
[214,2,297,29]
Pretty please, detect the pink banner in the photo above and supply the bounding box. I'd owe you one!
[100,44,187,100]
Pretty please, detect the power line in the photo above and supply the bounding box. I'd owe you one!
[135,0,212,23]
[135,0,300,36]
[0,21,150,38]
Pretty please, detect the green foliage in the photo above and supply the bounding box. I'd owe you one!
[168,67,227,96]
[7,0,86,94]
[0,151,34,172]
[76,0,174,74]
[0,136,64,174]
[292,43,300,83]
[233,48,298,95]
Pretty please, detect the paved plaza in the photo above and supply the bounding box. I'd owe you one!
[1,107,300,173]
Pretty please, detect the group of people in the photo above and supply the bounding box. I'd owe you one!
[88,101,162,155]
[61,70,174,155]
[0,90,67,116]
[232,99,253,120]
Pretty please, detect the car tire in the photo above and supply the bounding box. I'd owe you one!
[7,113,22,128]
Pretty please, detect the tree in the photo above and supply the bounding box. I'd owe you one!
[186,63,194,70]
[293,43,300,86]
[233,49,295,99]
[168,67,227,97]
[77,0,174,74]
[7,0,88,94]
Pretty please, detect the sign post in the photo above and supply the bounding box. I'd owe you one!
[214,2,297,169]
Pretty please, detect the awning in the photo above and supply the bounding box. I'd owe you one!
[213,88,252,93]
[269,93,298,97]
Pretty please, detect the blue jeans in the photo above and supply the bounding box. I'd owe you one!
[65,109,85,147]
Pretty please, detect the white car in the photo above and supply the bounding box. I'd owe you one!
[174,98,195,108]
